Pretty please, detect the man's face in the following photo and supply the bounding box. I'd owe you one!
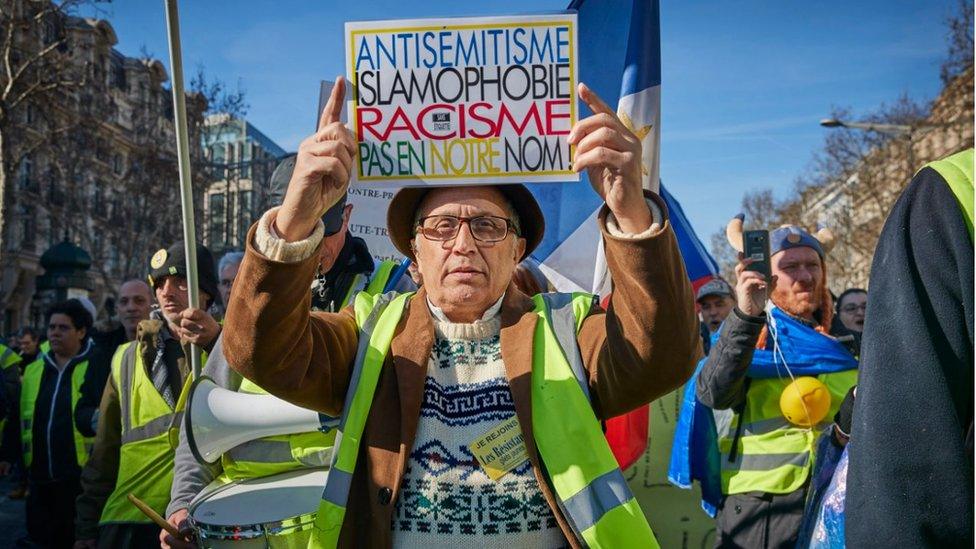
[47,313,85,358]
[699,294,734,333]
[18,334,38,355]
[219,262,241,305]
[412,186,525,321]
[770,247,824,318]
[319,205,354,273]
[155,276,190,325]
[838,292,867,332]
[118,280,153,334]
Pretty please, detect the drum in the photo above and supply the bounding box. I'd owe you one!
[189,468,328,548]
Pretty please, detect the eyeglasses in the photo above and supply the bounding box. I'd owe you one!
[415,215,518,243]
[840,304,867,313]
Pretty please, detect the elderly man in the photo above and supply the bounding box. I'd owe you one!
[217,251,244,309]
[694,221,857,549]
[223,78,699,548]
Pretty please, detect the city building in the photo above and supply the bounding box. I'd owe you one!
[801,64,974,291]
[0,3,206,333]
[202,114,287,257]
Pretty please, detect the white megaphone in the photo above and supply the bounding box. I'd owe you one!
[186,376,335,464]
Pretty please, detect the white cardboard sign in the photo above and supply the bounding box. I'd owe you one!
[344,14,580,186]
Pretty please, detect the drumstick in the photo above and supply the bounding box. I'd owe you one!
[127,493,182,538]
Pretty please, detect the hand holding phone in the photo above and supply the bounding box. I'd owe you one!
[735,229,772,316]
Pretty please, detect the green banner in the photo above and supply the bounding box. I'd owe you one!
[625,389,715,549]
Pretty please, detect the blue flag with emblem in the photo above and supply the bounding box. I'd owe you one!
[668,306,858,515]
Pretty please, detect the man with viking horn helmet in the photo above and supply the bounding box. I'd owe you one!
[221,77,701,548]
[693,217,858,549]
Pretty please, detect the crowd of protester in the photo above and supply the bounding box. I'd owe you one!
[0,83,969,549]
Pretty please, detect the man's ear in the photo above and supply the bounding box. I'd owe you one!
[514,237,527,261]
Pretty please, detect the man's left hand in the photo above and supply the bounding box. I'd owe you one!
[177,308,220,349]
[569,82,652,234]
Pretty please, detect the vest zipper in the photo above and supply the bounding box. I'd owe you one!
[45,363,66,479]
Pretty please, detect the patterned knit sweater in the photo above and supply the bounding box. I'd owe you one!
[391,303,565,548]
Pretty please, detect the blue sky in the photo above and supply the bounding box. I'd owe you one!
[87,0,959,240]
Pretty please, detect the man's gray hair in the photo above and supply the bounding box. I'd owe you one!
[218,251,245,274]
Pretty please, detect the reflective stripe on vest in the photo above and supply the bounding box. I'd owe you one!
[99,342,181,524]
[531,293,657,548]
[925,148,974,239]
[310,291,657,548]
[718,370,857,495]
[219,376,337,480]
[20,355,93,470]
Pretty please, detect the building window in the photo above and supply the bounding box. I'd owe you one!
[237,190,253,245]
[16,156,32,189]
[209,193,226,247]
[92,183,106,217]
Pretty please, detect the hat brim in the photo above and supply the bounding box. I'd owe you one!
[387,184,544,262]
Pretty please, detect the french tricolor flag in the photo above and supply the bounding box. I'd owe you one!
[528,0,718,468]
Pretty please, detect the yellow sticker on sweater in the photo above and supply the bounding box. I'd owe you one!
[469,415,528,481]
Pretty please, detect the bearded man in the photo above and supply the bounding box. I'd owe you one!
[693,220,858,549]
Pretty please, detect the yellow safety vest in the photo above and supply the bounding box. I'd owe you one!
[0,344,19,370]
[219,262,398,480]
[0,344,20,435]
[21,355,93,470]
[925,148,974,238]
[717,370,856,495]
[309,291,657,548]
[99,342,184,524]
[218,377,336,481]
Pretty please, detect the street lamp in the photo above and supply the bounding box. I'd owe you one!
[819,118,916,136]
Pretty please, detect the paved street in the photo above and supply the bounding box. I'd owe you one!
[0,475,28,546]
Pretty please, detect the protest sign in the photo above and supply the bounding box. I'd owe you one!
[345,14,580,186]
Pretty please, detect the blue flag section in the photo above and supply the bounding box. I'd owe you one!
[530,0,718,293]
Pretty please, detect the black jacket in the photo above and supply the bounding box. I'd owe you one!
[847,166,974,548]
[1,340,100,482]
[74,323,127,437]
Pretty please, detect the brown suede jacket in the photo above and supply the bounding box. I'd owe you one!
[223,193,702,548]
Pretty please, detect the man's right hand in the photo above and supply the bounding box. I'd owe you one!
[734,254,775,316]
[276,76,357,242]
[161,508,196,549]
[0,461,12,476]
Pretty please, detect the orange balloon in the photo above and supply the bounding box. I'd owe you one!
[780,377,831,427]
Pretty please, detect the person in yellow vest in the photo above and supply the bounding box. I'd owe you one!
[0,300,96,548]
[159,240,413,549]
[72,241,220,549]
[695,220,857,548]
[161,161,413,548]
[217,78,700,548]
[847,148,974,547]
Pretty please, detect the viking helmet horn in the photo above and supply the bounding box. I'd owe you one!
[726,214,745,253]
[814,227,836,255]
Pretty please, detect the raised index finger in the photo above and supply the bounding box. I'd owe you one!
[578,82,614,116]
[318,76,346,131]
